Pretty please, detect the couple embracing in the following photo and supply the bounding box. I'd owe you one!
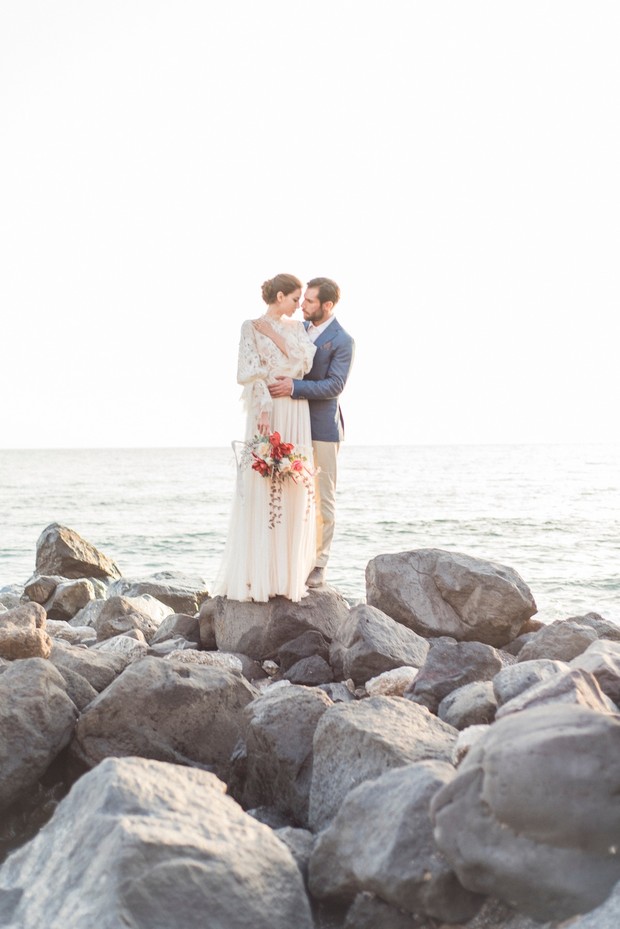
[213,273,355,603]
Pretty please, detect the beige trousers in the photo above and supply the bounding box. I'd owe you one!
[312,440,340,568]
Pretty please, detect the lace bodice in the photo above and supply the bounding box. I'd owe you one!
[237,318,316,417]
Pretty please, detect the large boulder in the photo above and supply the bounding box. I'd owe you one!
[331,603,429,686]
[438,681,497,729]
[366,549,536,647]
[493,659,569,706]
[208,587,350,660]
[0,602,51,660]
[0,658,77,811]
[150,612,201,647]
[94,596,165,643]
[309,696,457,832]
[405,638,505,714]
[232,685,332,826]
[108,572,209,614]
[309,761,483,923]
[35,523,121,580]
[431,704,620,921]
[45,578,97,620]
[72,656,258,780]
[0,756,314,929]
[496,669,617,719]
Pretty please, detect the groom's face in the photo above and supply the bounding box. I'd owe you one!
[302,287,328,324]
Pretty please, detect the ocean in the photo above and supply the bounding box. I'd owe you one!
[1,444,619,626]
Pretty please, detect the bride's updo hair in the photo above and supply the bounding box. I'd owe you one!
[261,273,302,305]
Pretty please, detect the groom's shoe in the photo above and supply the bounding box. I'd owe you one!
[306,567,325,588]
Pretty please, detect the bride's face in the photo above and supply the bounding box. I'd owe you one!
[279,289,302,316]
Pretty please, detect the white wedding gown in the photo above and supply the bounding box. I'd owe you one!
[213,317,316,602]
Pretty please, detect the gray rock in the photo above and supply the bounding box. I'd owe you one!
[69,597,108,628]
[570,639,620,704]
[493,659,569,706]
[278,629,331,672]
[431,704,620,921]
[366,549,536,647]
[406,639,505,714]
[309,761,483,922]
[317,682,356,703]
[45,619,97,646]
[501,631,538,657]
[233,685,332,826]
[0,756,313,929]
[566,612,620,643]
[72,656,258,780]
[560,877,620,928]
[438,681,497,729]
[147,636,199,657]
[0,658,77,810]
[150,612,201,646]
[284,655,334,685]
[517,620,598,663]
[274,826,315,884]
[334,603,429,686]
[0,602,52,660]
[49,640,133,692]
[197,596,217,649]
[211,587,350,660]
[35,522,121,580]
[0,585,24,610]
[496,668,617,719]
[45,578,96,620]
[92,633,150,664]
[309,696,457,832]
[343,893,432,929]
[53,665,99,712]
[94,595,163,643]
[108,571,209,614]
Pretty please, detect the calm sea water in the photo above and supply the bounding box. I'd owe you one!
[1,445,619,625]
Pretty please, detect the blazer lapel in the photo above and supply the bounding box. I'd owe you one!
[313,318,341,350]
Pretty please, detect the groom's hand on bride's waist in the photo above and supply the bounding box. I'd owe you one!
[268,376,294,398]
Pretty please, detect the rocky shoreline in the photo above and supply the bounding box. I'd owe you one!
[1,523,620,929]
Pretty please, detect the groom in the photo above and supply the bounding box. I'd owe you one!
[268,277,355,587]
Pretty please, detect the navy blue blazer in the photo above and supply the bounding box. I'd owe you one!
[291,318,355,442]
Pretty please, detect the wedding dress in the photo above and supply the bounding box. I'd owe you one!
[213,317,316,602]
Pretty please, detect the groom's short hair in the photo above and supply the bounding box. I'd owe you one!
[307,277,340,307]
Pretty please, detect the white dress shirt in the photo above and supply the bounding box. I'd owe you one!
[307,316,335,343]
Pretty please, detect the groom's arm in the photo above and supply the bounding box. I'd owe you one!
[291,337,354,401]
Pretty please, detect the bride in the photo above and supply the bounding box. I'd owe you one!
[213,273,317,602]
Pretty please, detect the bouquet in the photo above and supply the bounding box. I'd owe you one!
[240,432,316,528]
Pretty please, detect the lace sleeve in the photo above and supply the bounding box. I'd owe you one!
[287,321,316,375]
[237,320,272,416]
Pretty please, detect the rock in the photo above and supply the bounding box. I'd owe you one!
[365,666,419,697]
[162,649,243,672]
[211,587,350,660]
[94,595,163,643]
[570,639,620,704]
[69,597,108,628]
[309,761,483,922]
[496,668,617,719]
[107,571,209,614]
[492,659,569,706]
[517,620,598,663]
[309,696,457,832]
[366,549,536,647]
[333,603,429,686]
[274,826,315,884]
[0,658,77,811]
[197,596,217,649]
[49,640,131,692]
[452,724,490,766]
[560,877,620,928]
[72,656,258,780]
[451,897,550,929]
[147,636,199,657]
[0,756,314,929]
[233,685,332,826]
[0,602,52,660]
[53,665,99,712]
[566,612,620,643]
[283,655,334,685]
[318,681,357,703]
[431,704,620,921]
[438,681,497,729]
[45,578,96,620]
[0,585,24,610]
[150,612,201,646]
[278,629,331,672]
[501,632,537,657]
[45,619,97,646]
[343,893,432,929]
[405,639,505,714]
[35,522,121,580]
[23,574,61,604]
[92,633,150,664]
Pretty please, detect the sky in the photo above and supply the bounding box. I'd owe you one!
[1,0,619,448]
